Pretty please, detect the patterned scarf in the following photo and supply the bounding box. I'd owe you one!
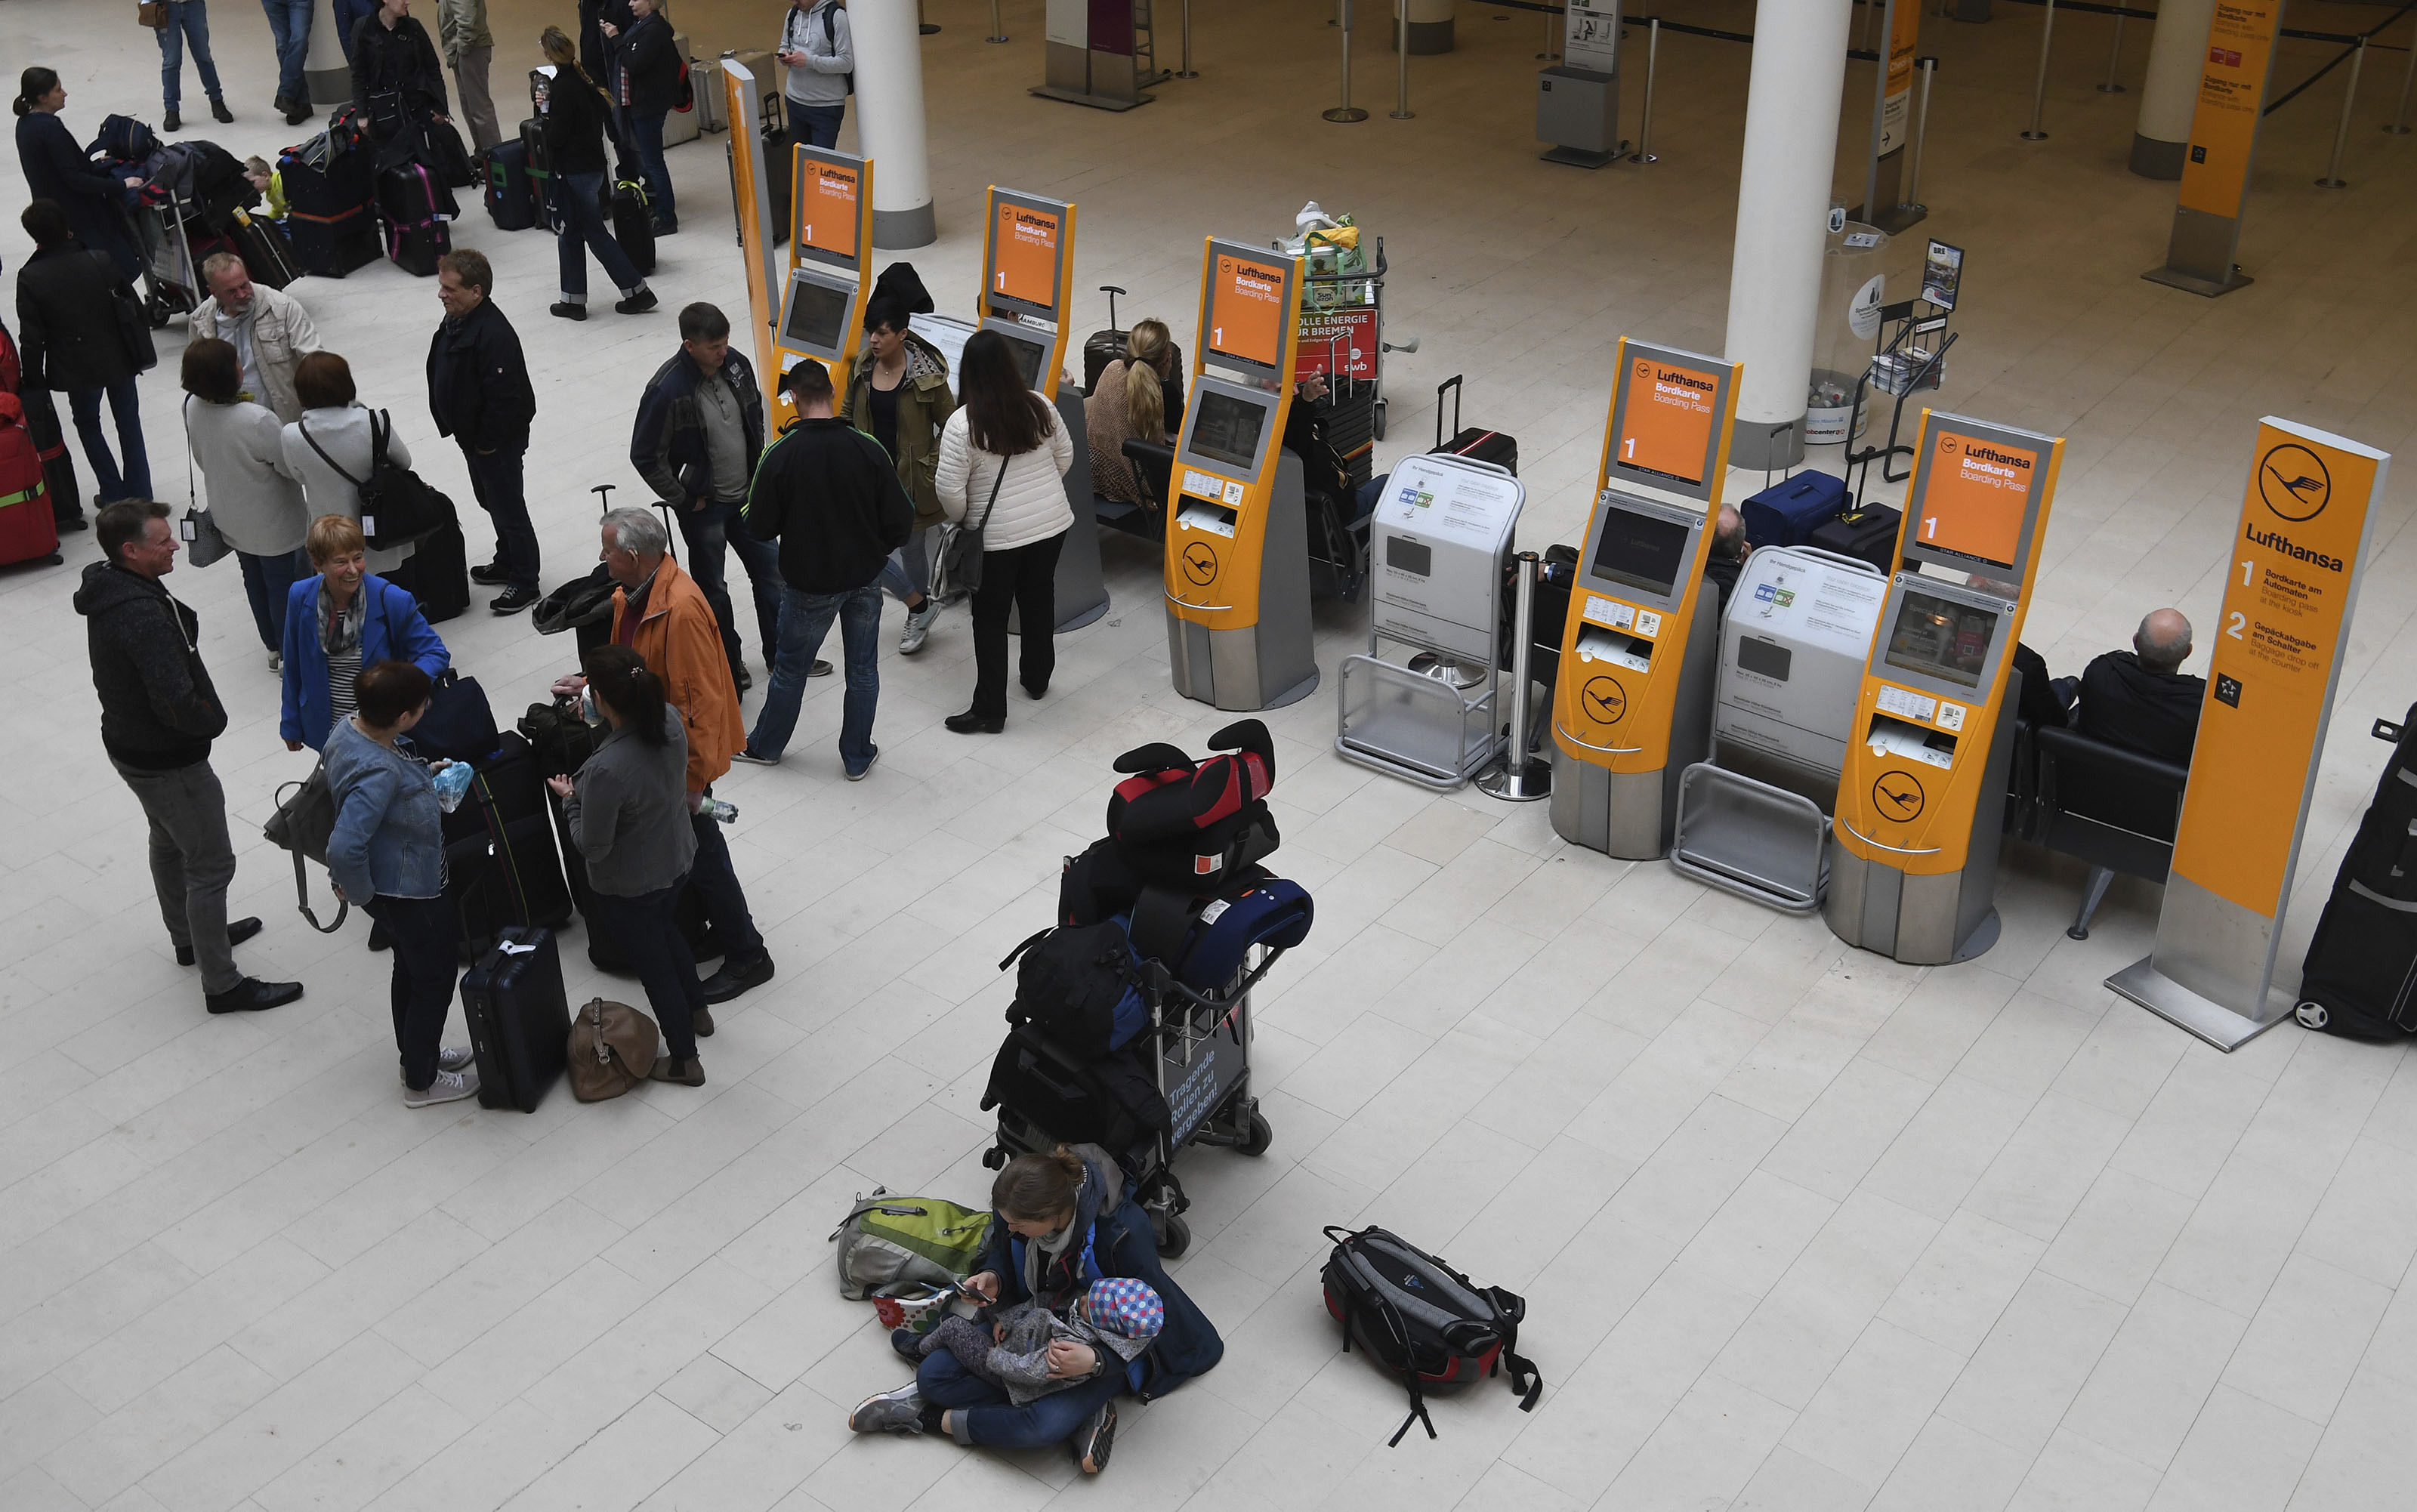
[317,577,366,659]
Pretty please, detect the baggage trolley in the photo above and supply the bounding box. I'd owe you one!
[130,199,206,328]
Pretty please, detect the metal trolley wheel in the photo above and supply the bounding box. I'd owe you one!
[2296,1001,2329,1031]
[1156,1212,1191,1258]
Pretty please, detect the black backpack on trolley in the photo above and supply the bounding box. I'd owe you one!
[1321,1225,1541,1446]
[2295,703,2417,1038]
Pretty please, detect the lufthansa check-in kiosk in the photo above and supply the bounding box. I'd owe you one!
[773,145,875,419]
[1550,339,1743,858]
[1827,410,2065,964]
[1164,239,1317,711]
[979,187,1107,633]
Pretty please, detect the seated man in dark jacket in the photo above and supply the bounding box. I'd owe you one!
[1702,505,1748,619]
[2075,608,2206,767]
[351,0,452,132]
[74,501,303,1017]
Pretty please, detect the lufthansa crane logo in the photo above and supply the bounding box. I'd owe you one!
[1634,359,1652,383]
[2257,443,2330,523]
[1181,542,1219,585]
[1581,676,1627,724]
[1872,771,1926,822]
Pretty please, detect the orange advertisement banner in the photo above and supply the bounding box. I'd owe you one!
[1880,0,1921,152]
[797,158,860,262]
[1615,352,1718,486]
[2177,1,2283,220]
[1915,427,2036,569]
[2168,421,2385,916]
[992,199,1061,310]
[1209,253,1288,369]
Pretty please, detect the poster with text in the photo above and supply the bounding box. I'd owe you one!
[992,199,1063,312]
[2177,1,2283,220]
[1915,428,2037,569]
[1209,253,1288,370]
[1615,353,1720,487]
[797,158,860,264]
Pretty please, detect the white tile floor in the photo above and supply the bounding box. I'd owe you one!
[5,1,2417,1508]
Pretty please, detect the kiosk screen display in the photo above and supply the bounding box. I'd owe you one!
[1590,505,1690,598]
[1000,333,1047,389]
[1915,427,2036,572]
[1884,589,1996,690]
[1190,390,1268,471]
[783,277,851,353]
[1384,536,1433,577]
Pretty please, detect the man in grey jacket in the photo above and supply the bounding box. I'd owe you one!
[73,501,304,1016]
[190,254,322,424]
[777,0,852,149]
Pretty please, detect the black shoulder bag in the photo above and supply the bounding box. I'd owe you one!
[300,409,456,551]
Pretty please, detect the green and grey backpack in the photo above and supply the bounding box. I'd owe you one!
[829,1189,993,1300]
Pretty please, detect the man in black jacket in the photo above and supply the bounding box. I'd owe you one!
[74,501,303,1016]
[350,0,452,133]
[733,362,912,776]
[2076,608,2206,767]
[15,200,152,508]
[426,249,540,612]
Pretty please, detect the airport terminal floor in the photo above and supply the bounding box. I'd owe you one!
[5,0,2417,1508]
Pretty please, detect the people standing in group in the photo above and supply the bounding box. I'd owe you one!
[190,253,322,424]
[14,71,147,282]
[551,508,778,1013]
[149,2,236,134]
[14,200,154,508]
[261,0,318,125]
[181,338,309,668]
[843,297,953,655]
[435,0,501,153]
[934,330,1075,736]
[631,303,784,694]
[282,514,449,754]
[426,250,540,613]
[76,500,304,1016]
[323,658,480,1107]
[603,0,681,235]
[777,0,853,150]
[537,26,657,320]
[350,0,451,134]
[734,361,912,776]
[1085,321,1176,512]
[548,646,710,1086]
[280,350,419,580]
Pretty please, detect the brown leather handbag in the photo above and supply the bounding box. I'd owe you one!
[139,3,171,28]
[568,998,658,1100]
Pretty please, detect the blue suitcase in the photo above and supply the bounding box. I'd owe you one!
[1741,471,1848,550]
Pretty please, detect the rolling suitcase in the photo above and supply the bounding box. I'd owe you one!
[280,150,380,278]
[1741,470,1848,550]
[378,161,453,277]
[2295,706,2417,1039]
[390,518,471,623]
[460,925,571,1112]
[1805,502,1903,575]
[1083,285,1131,395]
[442,733,574,961]
[0,393,62,569]
[227,209,301,289]
[517,118,559,232]
[483,139,536,231]
[607,177,656,274]
[761,93,792,245]
[1431,375,1517,475]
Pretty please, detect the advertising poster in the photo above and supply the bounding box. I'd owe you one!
[1921,239,1963,309]
[2178,1,2284,220]
[1293,307,1377,383]
[1878,0,1922,155]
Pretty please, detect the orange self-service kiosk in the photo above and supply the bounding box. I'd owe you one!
[770,144,876,424]
[1826,411,2064,964]
[1164,239,1317,711]
[1549,339,1743,858]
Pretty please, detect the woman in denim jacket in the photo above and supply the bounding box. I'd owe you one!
[325,658,478,1108]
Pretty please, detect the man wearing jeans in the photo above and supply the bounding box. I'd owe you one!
[734,362,912,779]
[74,501,304,1017]
[154,2,235,134]
[261,0,315,125]
[426,250,540,613]
[776,0,852,149]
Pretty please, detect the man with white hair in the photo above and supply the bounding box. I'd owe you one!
[551,506,776,1013]
[2076,607,2206,766]
[189,253,321,424]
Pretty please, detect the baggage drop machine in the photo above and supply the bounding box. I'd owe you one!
[770,144,875,427]
[1826,411,2064,964]
[978,187,1107,633]
[1164,240,1318,711]
[1550,339,1743,858]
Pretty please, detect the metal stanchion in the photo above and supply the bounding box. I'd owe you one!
[2317,36,2367,187]
[1629,18,1660,162]
[1178,0,1199,77]
[1391,6,1414,119]
[920,0,940,35]
[1325,0,1369,122]
[2097,14,2126,93]
[1477,553,1553,802]
[1903,57,1936,208]
[1539,13,1560,61]
[987,0,1008,44]
[2022,0,2055,139]
[2386,27,2416,133]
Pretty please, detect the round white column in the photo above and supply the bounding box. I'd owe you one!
[1722,0,1854,471]
[2131,0,2218,179]
[853,0,936,248]
[304,0,350,110]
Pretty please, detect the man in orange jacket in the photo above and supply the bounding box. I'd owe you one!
[554,506,775,1014]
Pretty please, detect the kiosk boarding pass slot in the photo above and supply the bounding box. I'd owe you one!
[980,187,1076,399]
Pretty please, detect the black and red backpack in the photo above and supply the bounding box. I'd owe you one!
[1322,1224,1542,1446]
[1104,719,1279,890]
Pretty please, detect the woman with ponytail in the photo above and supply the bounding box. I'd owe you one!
[547,644,710,1085]
[536,26,653,319]
[1083,319,1181,511]
[13,69,144,282]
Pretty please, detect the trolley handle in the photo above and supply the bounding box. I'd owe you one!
[1144,945,1291,1018]
[1098,284,1126,330]
[1435,374,1463,451]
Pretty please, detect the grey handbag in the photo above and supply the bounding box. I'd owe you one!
[936,453,1008,596]
[177,398,234,567]
[262,754,350,933]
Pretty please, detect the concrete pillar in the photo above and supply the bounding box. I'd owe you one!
[1392,0,1454,56]
[305,0,350,110]
[854,0,935,248]
[1722,0,1854,471]
[2131,0,2218,179]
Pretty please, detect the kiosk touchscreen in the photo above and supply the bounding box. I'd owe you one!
[1826,410,2064,964]
[1549,338,1742,858]
[773,145,875,415]
[1164,239,1316,711]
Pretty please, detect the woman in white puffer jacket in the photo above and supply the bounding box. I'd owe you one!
[933,330,1075,734]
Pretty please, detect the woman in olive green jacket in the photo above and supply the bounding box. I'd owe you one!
[842,298,957,654]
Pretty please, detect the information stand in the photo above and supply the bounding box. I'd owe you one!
[1826,411,2064,964]
[1548,339,1743,859]
[724,58,788,423]
[1164,240,1316,711]
[772,143,875,428]
[978,187,1106,633]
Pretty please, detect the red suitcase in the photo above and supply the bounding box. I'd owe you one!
[1430,375,1517,475]
[0,393,62,568]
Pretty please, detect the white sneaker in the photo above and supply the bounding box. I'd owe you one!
[267,650,282,673]
[899,599,940,655]
[404,1066,480,1108]
[399,1045,476,1084]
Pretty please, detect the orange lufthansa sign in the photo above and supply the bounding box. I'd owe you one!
[1614,354,1718,487]
[797,158,861,263]
[2167,421,2386,917]
[2177,0,2283,220]
[992,200,1062,310]
[1915,427,2037,569]
[1208,253,1288,370]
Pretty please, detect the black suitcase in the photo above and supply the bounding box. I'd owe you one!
[760,93,792,245]
[607,177,656,275]
[443,733,575,961]
[1083,285,1131,395]
[390,519,471,623]
[2296,707,2417,1038]
[484,139,536,231]
[460,925,571,1111]
[280,143,380,278]
[1431,375,1517,474]
[1806,503,1903,575]
[546,788,722,974]
[377,160,453,277]
[227,212,301,289]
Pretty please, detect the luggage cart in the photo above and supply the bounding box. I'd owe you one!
[1289,235,1390,476]
[131,199,205,328]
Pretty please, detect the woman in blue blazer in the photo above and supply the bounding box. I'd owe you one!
[282,514,448,752]
[12,69,143,282]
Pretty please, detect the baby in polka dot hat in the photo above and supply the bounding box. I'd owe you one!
[917,1276,1165,1405]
